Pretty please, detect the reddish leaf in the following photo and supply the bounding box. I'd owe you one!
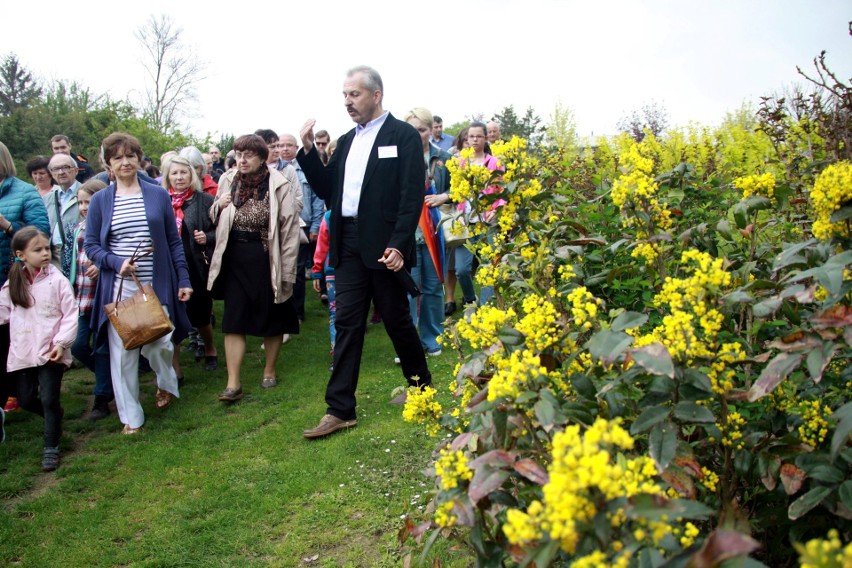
[688,529,760,567]
[747,353,802,401]
[513,458,549,485]
[467,387,489,408]
[469,450,516,469]
[450,433,475,452]
[674,456,704,479]
[766,334,821,352]
[780,463,807,495]
[433,557,442,568]
[662,467,697,499]
[411,521,432,538]
[402,553,412,568]
[453,497,476,526]
[398,517,414,543]
[811,304,852,328]
[468,467,510,503]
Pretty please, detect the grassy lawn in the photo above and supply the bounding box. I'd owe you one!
[0,295,469,567]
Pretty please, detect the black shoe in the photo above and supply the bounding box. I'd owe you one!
[204,356,218,372]
[444,302,456,316]
[89,396,111,421]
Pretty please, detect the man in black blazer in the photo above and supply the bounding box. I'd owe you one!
[298,65,433,439]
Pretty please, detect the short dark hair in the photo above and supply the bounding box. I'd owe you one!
[102,132,144,164]
[433,115,443,124]
[233,134,269,162]
[26,155,51,176]
[315,129,330,140]
[50,134,70,145]
[254,129,279,144]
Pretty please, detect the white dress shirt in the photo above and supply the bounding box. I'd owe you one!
[341,111,389,217]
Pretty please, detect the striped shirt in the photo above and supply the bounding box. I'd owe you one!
[108,194,153,284]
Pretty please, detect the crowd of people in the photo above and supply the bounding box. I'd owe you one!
[0,65,507,468]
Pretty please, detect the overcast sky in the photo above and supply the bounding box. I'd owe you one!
[2,1,850,144]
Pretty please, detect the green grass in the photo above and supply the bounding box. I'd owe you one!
[0,296,470,567]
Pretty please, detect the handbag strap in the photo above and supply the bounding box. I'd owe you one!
[114,239,154,302]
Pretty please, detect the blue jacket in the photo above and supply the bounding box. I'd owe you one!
[84,176,191,344]
[0,177,50,285]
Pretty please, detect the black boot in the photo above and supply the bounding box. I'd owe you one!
[89,396,111,421]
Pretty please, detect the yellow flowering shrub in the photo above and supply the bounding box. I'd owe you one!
[810,161,852,241]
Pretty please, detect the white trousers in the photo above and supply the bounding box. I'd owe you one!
[107,277,179,429]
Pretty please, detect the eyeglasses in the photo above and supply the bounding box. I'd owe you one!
[49,165,76,173]
[315,141,328,147]
[235,152,258,160]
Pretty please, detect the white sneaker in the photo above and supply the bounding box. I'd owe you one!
[394,356,401,365]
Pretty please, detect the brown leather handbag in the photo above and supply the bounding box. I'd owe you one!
[104,243,174,350]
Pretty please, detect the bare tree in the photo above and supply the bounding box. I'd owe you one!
[135,14,205,133]
[0,53,42,116]
[617,100,670,142]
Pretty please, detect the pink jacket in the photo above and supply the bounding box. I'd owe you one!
[0,264,78,372]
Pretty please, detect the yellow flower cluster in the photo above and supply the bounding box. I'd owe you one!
[565,286,603,332]
[434,447,473,491]
[490,137,539,185]
[797,400,830,448]
[570,550,632,568]
[488,349,552,402]
[558,263,576,281]
[516,293,561,351]
[446,147,495,204]
[610,142,673,247]
[434,501,457,528]
[402,385,443,437]
[455,304,516,350]
[679,522,700,548]
[700,466,719,493]
[634,250,733,365]
[632,241,663,265]
[796,529,852,568]
[707,341,746,395]
[448,378,478,432]
[719,410,746,449]
[810,161,852,241]
[503,418,662,554]
[734,172,776,201]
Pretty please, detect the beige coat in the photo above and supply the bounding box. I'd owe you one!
[206,168,302,303]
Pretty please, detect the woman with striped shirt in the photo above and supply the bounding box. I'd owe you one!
[84,133,193,435]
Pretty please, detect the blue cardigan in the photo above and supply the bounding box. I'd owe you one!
[0,177,50,285]
[84,176,191,344]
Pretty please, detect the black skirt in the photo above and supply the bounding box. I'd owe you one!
[220,238,299,337]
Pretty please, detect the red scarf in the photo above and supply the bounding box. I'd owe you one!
[169,188,192,235]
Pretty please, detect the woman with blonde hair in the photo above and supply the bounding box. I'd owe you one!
[161,155,218,379]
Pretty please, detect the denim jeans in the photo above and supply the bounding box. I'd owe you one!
[410,243,444,352]
[453,245,478,304]
[71,313,113,399]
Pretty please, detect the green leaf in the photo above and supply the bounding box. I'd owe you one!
[838,480,852,510]
[716,219,734,240]
[753,297,782,318]
[773,239,818,271]
[570,374,597,401]
[682,369,714,395]
[806,342,837,383]
[747,353,802,401]
[585,330,633,367]
[649,421,677,470]
[744,195,772,212]
[733,202,748,230]
[631,405,671,435]
[534,398,556,432]
[807,465,845,484]
[829,205,852,223]
[497,326,524,346]
[673,402,716,423]
[831,412,852,461]
[723,290,754,306]
[611,311,648,332]
[788,486,832,520]
[630,343,675,379]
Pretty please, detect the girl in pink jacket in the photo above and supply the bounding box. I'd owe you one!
[0,227,77,472]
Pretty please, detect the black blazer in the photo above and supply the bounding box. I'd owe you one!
[297,113,425,270]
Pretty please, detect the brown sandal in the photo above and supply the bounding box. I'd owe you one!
[155,388,173,409]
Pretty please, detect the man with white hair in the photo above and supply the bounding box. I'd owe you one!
[486,121,501,144]
[44,153,82,268]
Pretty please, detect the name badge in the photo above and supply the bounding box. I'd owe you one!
[378,145,398,159]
